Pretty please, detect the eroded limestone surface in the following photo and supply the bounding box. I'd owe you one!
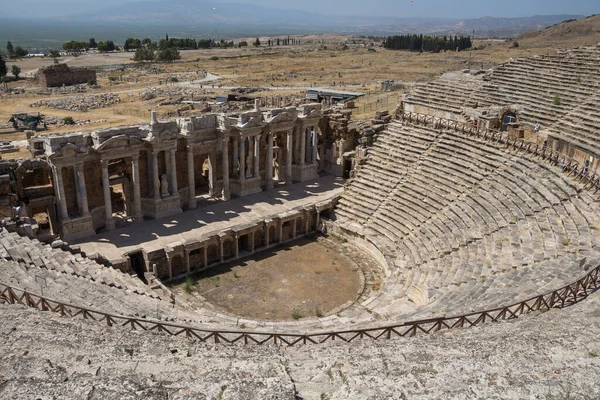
[2,289,600,399]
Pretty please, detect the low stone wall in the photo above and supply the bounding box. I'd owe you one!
[106,195,341,280]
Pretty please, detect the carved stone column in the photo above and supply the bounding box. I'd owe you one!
[53,165,69,220]
[208,151,216,197]
[247,135,254,177]
[312,129,318,164]
[266,132,274,189]
[169,148,178,195]
[186,145,196,209]
[253,135,260,179]
[101,160,115,231]
[151,150,160,200]
[292,218,297,239]
[222,136,230,200]
[300,127,306,166]
[131,155,143,222]
[239,136,246,182]
[286,131,293,181]
[232,137,239,177]
[75,164,89,216]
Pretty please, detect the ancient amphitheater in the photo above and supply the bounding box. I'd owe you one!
[3,44,600,399]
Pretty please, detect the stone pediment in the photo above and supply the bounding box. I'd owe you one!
[146,121,179,144]
[49,142,87,160]
[266,112,296,125]
[237,116,264,130]
[95,135,144,152]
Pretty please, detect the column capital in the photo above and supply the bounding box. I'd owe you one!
[100,159,110,168]
[130,153,140,163]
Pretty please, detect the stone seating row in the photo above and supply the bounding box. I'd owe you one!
[339,119,600,323]
[0,229,158,299]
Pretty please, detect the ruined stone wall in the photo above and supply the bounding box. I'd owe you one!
[36,64,97,88]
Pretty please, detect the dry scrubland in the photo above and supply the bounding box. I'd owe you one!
[0,37,557,159]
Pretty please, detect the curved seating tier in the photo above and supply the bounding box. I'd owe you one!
[404,45,600,156]
[336,119,600,321]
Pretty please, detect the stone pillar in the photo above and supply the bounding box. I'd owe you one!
[184,249,190,273]
[203,246,208,268]
[146,152,153,197]
[253,135,260,179]
[73,167,83,215]
[249,230,255,252]
[234,233,240,258]
[101,160,115,231]
[152,150,160,200]
[53,166,69,220]
[312,129,318,164]
[305,210,311,233]
[131,155,143,222]
[292,218,297,239]
[186,145,196,209]
[232,137,239,176]
[265,224,270,247]
[300,127,306,166]
[247,136,254,177]
[208,151,216,196]
[266,132,274,189]
[219,238,225,262]
[239,137,246,182]
[222,136,230,200]
[169,148,178,195]
[286,131,293,181]
[279,220,284,243]
[75,164,89,216]
[316,210,321,231]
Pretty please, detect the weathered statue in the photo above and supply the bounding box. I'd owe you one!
[160,174,169,196]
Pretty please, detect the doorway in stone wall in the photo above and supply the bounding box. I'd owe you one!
[129,250,147,283]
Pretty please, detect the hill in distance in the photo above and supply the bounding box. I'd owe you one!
[516,14,600,47]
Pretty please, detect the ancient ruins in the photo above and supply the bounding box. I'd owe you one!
[2,41,600,398]
[34,63,97,88]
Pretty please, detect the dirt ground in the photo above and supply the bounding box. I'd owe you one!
[172,236,364,321]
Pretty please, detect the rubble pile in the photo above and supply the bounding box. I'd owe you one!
[43,116,107,127]
[29,84,96,95]
[139,87,214,101]
[30,93,120,112]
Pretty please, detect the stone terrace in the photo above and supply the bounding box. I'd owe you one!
[74,175,343,264]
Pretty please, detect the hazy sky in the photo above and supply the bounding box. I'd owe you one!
[7,0,600,18]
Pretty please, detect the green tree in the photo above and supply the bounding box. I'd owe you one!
[0,54,6,79]
[253,37,261,46]
[11,65,21,79]
[49,49,60,58]
[14,46,28,58]
[89,38,97,48]
[133,47,155,62]
[6,41,14,55]
[156,47,180,62]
